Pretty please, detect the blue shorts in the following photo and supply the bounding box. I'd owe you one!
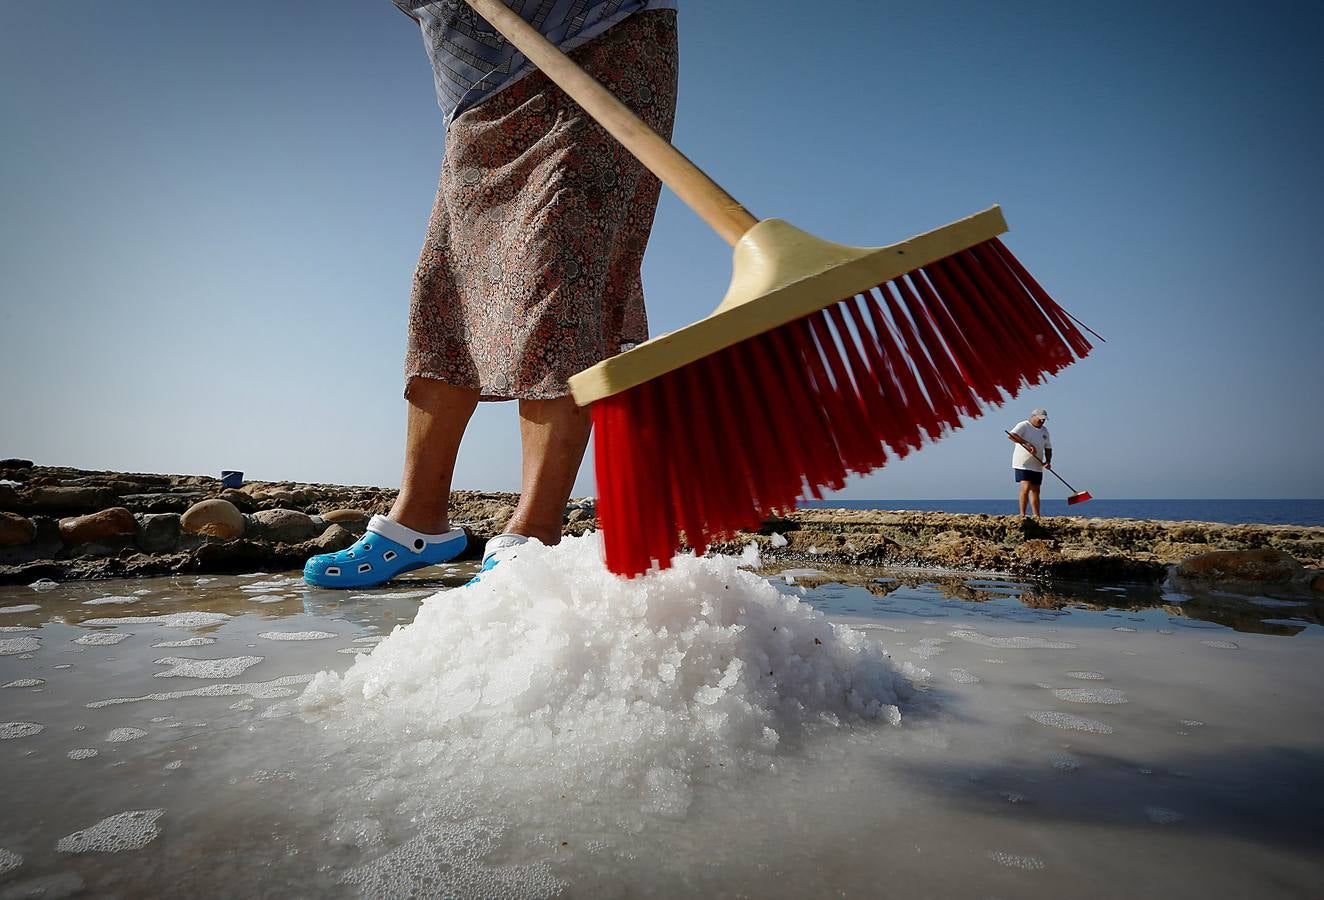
[1014,468,1043,486]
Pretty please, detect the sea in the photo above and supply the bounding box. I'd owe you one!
[802,498,1324,527]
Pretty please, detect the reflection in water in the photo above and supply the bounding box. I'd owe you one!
[0,554,1321,898]
[766,564,1319,636]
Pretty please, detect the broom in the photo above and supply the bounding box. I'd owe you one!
[464,0,1100,577]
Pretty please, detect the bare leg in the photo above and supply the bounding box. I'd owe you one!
[1029,483,1042,518]
[503,395,592,546]
[388,377,481,534]
[1018,479,1031,517]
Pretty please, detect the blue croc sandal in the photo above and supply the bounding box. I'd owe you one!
[304,514,467,589]
[465,533,529,586]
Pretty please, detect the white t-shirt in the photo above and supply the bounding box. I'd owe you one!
[1010,420,1051,472]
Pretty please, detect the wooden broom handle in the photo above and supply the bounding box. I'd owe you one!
[462,0,758,246]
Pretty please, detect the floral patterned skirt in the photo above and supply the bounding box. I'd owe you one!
[404,9,678,401]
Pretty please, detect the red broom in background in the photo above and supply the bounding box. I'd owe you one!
[465,0,1102,577]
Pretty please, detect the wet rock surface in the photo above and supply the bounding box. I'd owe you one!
[0,462,1320,589]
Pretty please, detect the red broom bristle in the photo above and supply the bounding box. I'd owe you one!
[592,239,1094,577]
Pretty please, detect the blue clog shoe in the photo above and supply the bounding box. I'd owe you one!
[304,514,467,589]
[465,533,530,586]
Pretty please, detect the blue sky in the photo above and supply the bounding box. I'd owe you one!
[1,1,1320,500]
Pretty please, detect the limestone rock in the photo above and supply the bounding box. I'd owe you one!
[136,513,181,553]
[1015,539,1060,567]
[322,508,370,530]
[22,486,115,514]
[180,499,245,539]
[302,523,356,555]
[0,513,36,546]
[1176,549,1305,583]
[249,508,318,544]
[219,489,257,512]
[59,507,137,545]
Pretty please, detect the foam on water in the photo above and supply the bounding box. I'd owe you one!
[0,848,21,876]
[302,535,914,818]
[152,637,216,648]
[82,612,230,628]
[258,631,337,641]
[1027,711,1114,734]
[1,722,44,740]
[1066,671,1106,680]
[82,596,139,606]
[949,668,981,684]
[1052,688,1127,704]
[949,629,1077,650]
[153,656,263,679]
[1200,640,1239,650]
[0,626,36,632]
[0,637,41,656]
[106,727,147,742]
[987,850,1046,871]
[0,604,40,614]
[1145,806,1184,824]
[341,818,565,899]
[67,749,98,760]
[74,632,130,646]
[87,674,315,707]
[2,678,44,688]
[55,810,164,854]
[27,579,59,592]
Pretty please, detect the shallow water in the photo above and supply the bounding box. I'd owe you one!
[1,544,1321,899]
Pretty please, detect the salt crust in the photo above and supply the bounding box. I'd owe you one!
[87,674,315,708]
[56,809,164,854]
[302,534,914,818]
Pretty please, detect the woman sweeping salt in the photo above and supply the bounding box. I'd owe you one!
[305,0,678,588]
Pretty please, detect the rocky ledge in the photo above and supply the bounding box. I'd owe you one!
[1,460,1320,594]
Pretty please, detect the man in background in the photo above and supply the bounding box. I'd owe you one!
[1008,408,1052,517]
